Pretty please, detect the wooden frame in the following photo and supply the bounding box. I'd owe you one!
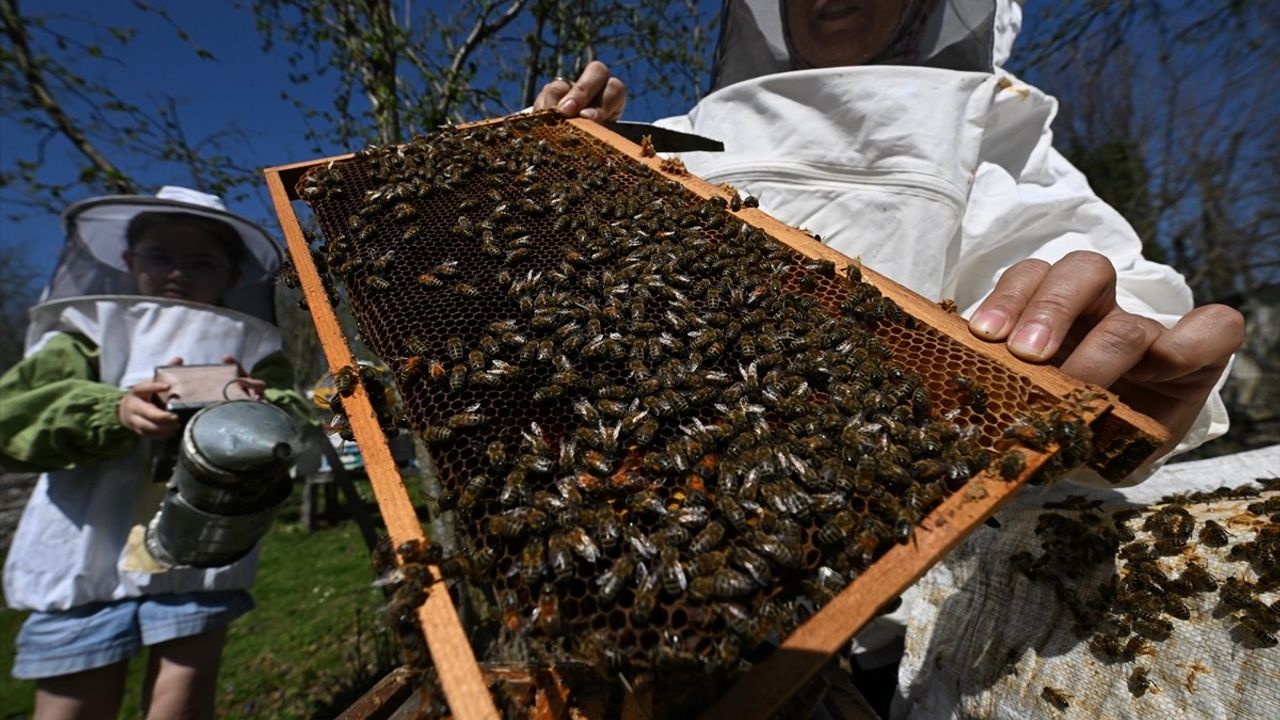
[264,116,1166,720]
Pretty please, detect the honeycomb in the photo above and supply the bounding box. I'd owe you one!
[294,111,1110,694]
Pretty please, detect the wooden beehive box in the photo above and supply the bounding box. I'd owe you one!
[265,112,1166,719]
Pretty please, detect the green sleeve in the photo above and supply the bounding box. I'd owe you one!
[0,332,136,472]
[250,351,319,430]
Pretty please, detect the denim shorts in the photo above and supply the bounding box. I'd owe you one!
[11,590,253,680]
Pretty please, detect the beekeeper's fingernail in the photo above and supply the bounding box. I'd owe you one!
[970,309,1007,338]
[558,97,579,115]
[1010,322,1051,358]
[579,107,599,120]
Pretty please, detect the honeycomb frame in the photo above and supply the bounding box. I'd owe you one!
[264,114,1166,720]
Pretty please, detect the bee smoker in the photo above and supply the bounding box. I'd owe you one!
[145,399,301,568]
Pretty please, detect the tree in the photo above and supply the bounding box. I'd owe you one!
[0,0,259,214]
[0,0,715,380]
[252,0,712,151]
[0,243,40,371]
[1015,1,1280,452]
[1013,0,1280,304]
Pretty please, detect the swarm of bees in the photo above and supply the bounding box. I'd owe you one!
[1012,482,1279,703]
[295,111,1104,701]
[326,364,403,441]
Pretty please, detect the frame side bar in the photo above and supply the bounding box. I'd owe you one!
[264,168,499,720]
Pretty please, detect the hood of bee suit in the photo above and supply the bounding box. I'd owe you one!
[708,0,1021,93]
[39,186,284,323]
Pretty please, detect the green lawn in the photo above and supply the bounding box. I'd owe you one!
[1,486,401,719]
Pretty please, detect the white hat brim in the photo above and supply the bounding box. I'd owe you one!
[62,195,282,280]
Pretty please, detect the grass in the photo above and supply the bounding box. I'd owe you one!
[1,480,404,719]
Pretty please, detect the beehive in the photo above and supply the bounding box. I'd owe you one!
[265,111,1166,719]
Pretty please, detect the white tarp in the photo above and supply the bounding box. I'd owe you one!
[894,445,1280,719]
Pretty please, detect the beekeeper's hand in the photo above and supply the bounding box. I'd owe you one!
[534,61,626,122]
[968,250,1244,455]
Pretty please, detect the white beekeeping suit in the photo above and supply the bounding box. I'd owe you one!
[4,187,288,611]
[653,0,1229,487]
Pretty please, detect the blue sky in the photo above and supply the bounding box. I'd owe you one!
[0,1,719,287]
[4,1,1271,300]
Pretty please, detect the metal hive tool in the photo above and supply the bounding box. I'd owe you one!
[265,111,1166,719]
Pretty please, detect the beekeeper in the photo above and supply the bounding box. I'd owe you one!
[1,186,309,718]
[534,0,1243,480]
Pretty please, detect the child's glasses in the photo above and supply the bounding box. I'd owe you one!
[129,251,232,278]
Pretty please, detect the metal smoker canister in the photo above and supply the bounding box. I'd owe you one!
[146,400,300,568]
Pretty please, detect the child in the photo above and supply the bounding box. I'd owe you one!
[1,186,310,719]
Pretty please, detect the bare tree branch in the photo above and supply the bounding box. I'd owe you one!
[438,0,530,121]
[0,0,135,194]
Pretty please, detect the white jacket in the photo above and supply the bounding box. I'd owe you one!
[652,64,1227,486]
[3,298,284,610]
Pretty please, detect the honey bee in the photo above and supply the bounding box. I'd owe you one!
[454,282,480,298]
[819,510,859,546]
[534,585,560,634]
[478,333,501,356]
[490,508,543,539]
[748,529,802,569]
[1127,667,1152,697]
[1041,686,1070,710]
[716,495,748,531]
[417,273,442,288]
[1003,415,1050,451]
[396,538,443,566]
[1241,618,1277,647]
[573,398,599,423]
[456,474,489,512]
[426,357,447,383]
[564,526,599,562]
[700,568,756,599]
[658,546,688,595]
[597,554,635,601]
[452,216,474,238]
[420,425,454,444]
[624,526,658,559]
[1199,519,1231,547]
[528,383,562,403]
[449,364,468,392]
[996,449,1026,480]
[404,335,429,356]
[365,275,390,290]
[580,449,612,475]
[633,564,661,617]
[445,335,464,360]
[498,467,527,507]
[727,546,772,587]
[1088,632,1139,663]
[547,532,574,582]
[446,408,486,429]
[593,511,622,550]
[1176,562,1217,593]
[679,521,722,556]
[334,365,358,396]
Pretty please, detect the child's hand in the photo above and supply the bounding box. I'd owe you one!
[222,354,266,399]
[118,381,182,439]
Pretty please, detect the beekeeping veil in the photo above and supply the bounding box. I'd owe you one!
[40,186,283,323]
[709,0,1011,92]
